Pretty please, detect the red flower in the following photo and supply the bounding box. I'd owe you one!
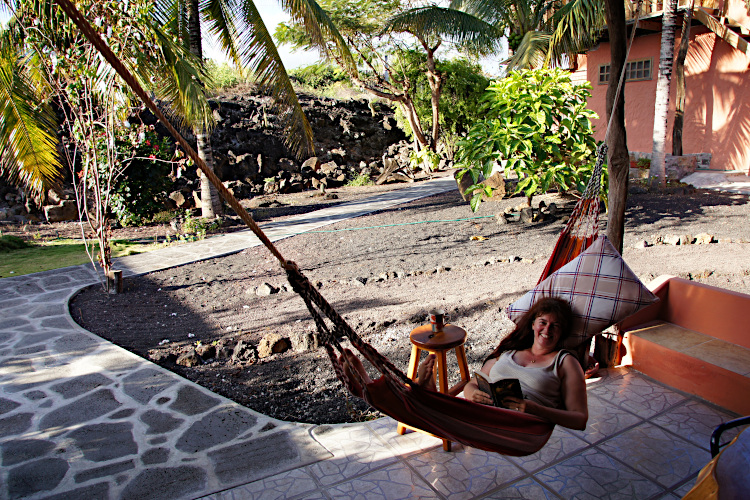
[145,140,151,146]
[153,144,159,151]
[148,154,156,159]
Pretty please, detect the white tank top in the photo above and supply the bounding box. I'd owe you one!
[488,350,569,409]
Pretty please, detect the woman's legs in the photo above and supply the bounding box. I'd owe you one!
[416,354,437,391]
[338,349,438,393]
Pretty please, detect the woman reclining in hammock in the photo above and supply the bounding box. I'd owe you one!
[339,297,588,431]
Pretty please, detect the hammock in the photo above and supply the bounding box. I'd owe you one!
[53,0,641,456]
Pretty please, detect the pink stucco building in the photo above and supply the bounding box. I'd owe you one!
[572,0,750,173]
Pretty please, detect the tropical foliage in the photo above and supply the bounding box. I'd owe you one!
[456,68,599,211]
[446,0,606,71]
[390,51,490,142]
[289,62,350,89]
[0,27,61,202]
[276,0,498,153]
[108,126,180,227]
[1,0,213,290]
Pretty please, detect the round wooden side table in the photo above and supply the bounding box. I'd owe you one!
[396,323,471,451]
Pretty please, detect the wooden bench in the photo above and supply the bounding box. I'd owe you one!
[616,276,750,415]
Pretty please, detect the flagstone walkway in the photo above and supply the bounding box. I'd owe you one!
[0,174,745,500]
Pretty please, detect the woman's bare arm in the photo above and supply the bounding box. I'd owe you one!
[463,357,498,405]
[507,354,588,430]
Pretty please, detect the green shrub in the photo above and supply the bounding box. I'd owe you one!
[205,60,247,90]
[391,52,490,142]
[289,63,350,89]
[181,211,222,240]
[108,126,175,227]
[456,68,600,211]
[346,173,373,187]
[150,210,176,224]
[409,148,440,172]
[0,235,31,252]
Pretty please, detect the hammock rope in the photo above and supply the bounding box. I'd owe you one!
[538,2,645,281]
[52,0,643,456]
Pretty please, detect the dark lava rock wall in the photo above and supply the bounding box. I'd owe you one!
[208,91,407,183]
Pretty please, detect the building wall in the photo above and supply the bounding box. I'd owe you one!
[577,24,750,172]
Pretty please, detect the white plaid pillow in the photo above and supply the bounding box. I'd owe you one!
[506,236,658,353]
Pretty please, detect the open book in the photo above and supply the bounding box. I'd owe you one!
[474,372,523,408]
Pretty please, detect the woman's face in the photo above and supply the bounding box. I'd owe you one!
[532,313,562,351]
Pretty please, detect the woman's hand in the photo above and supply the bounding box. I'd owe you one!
[502,396,531,413]
[464,382,494,405]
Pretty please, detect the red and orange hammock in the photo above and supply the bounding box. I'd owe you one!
[55,0,610,456]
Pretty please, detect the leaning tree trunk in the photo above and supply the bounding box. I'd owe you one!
[672,0,694,156]
[604,0,630,255]
[422,39,444,152]
[650,0,679,189]
[188,0,222,217]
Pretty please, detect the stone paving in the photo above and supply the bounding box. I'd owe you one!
[0,177,456,500]
[1,173,746,500]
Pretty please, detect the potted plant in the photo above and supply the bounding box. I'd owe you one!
[636,157,651,169]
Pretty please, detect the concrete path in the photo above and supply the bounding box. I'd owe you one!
[681,170,750,195]
[0,177,456,500]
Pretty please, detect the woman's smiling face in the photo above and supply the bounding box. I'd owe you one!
[532,313,562,351]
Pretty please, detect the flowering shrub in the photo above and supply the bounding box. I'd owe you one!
[108,124,181,226]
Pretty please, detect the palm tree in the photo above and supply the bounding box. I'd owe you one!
[381,5,500,151]
[3,0,215,288]
[1,0,355,208]
[650,0,678,188]
[157,0,355,216]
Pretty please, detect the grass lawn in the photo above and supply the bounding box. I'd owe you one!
[0,237,166,278]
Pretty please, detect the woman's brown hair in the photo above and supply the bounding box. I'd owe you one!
[484,297,574,364]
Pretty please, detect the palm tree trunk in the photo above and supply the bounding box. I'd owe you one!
[604,0,630,255]
[672,0,694,156]
[650,0,678,189]
[187,0,222,217]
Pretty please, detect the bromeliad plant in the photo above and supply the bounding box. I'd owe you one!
[456,68,600,211]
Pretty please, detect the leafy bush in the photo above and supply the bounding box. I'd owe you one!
[456,69,600,211]
[409,148,440,172]
[289,63,350,89]
[392,52,490,142]
[108,126,176,227]
[180,211,222,240]
[205,60,247,90]
[345,173,373,187]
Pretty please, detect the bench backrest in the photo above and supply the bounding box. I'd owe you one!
[619,277,750,349]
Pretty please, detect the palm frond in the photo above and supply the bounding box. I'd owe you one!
[203,0,243,67]
[236,1,314,159]
[0,30,61,202]
[505,30,551,70]
[546,0,605,64]
[279,0,357,75]
[384,6,502,49]
[449,0,506,26]
[145,19,215,133]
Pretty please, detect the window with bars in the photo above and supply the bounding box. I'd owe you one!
[598,58,653,84]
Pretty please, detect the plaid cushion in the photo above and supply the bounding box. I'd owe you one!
[506,236,658,352]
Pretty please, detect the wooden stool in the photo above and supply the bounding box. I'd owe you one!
[396,324,471,451]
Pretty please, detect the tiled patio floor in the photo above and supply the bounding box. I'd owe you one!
[204,367,740,500]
